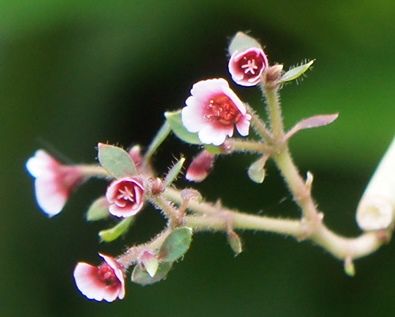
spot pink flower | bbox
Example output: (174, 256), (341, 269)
(181, 78), (251, 146)
(186, 150), (216, 182)
(26, 150), (83, 217)
(228, 48), (268, 86)
(106, 177), (145, 217)
(73, 253), (125, 302)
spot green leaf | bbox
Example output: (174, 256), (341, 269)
(131, 262), (173, 286)
(98, 143), (137, 179)
(159, 227), (193, 262)
(228, 32), (262, 55)
(98, 217), (134, 243)
(164, 110), (202, 145)
(280, 60), (315, 83)
(164, 157), (185, 186)
(86, 196), (109, 221)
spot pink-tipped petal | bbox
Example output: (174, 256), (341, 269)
(99, 254), (125, 300)
(74, 263), (109, 301)
(74, 255), (125, 302)
(26, 150), (84, 216)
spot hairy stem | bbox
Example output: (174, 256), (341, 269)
(227, 139), (271, 154)
(164, 187), (387, 260)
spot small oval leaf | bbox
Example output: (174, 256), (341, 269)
(280, 60), (315, 83)
(228, 32), (262, 55)
(98, 143), (137, 179)
(86, 196), (109, 221)
(131, 262), (173, 286)
(164, 111), (202, 145)
(98, 217), (134, 243)
(159, 227), (193, 262)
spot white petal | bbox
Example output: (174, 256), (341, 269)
(190, 78), (228, 100)
(182, 99), (205, 133)
(74, 263), (107, 301)
(26, 150), (56, 178)
(35, 178), (67, 216)
(198, 124), (231, 146)
(236, 114), (251, 136)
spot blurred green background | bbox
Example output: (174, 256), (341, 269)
(1, 0), (395, 316)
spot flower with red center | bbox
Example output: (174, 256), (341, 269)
(186, 150), (216, 182)
(25, 150), (84, 217)
(228, 47), (268, 86)
(106, 177), (145, 217)
(73, 253), (125, 302)
(181, 78), (251, 146)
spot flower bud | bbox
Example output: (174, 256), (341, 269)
(186, 150), (216, 182)
(356, 137), (395, 231)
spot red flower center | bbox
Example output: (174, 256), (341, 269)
(206, 94), (241, 125)
(98, 264), (118, 286)
(116, 184), (136, 207)
(238, 51), (265, 78)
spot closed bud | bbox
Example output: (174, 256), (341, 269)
(186, 150), (216, 182)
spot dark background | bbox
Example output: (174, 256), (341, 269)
(1, 1), (394, 316)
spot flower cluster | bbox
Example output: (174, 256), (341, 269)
(23, 32), (306, 302)
(25, 31), (393, 304)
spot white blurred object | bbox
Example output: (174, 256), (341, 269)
(356, 137), (395, 231)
